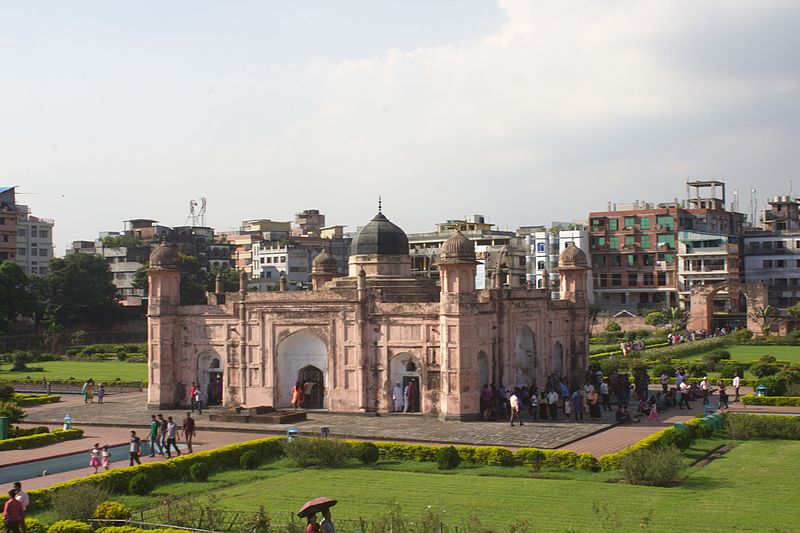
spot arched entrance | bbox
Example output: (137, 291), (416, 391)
(389, 353), (421, 413)
(299, 365), (324, 409)
(515, 326), (536, 388)
(276, 331), (328, 408)
(197, 352), (224, 406)
(552, 341), (564, 378)
(689, 281), (769, 335)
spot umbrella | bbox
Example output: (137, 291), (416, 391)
(297, 497), (337, 518)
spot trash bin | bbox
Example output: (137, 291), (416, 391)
(0, 417), (8, 440)
(320, 426), (330, 438)
(287, 426), (300, 442)
(756, 385), (768, 397)
(704, 403), (717, 415)
(63, 414), (72, 430)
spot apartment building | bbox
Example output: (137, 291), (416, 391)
(677, 231), (742, 311)
(590, 181), (745, 314)
(525, 225), (593, 301)
(0, 187), (17, 263)
(15, 204), (55, 276)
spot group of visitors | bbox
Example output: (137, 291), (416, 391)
(304, 508), (335, 533)
(146, 412), (196, 459)
(2, 482), (29, 533)
(391, 379), (420, 413)
(291, 380), (323, 410)
(80, 379), (105, 404)
(189, 382), (205, 414)
(670, 368), (741, 411)
(89, 443), (112, 474)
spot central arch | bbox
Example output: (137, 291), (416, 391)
(197, 352), (224, 406)
(389, 353), (421, 412)
(276, 331), (328, 408)
(515, 325), (536, 388)
(552, 341), (564, 378)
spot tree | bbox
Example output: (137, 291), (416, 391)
(750, 304), (778, 336)
(0, 261), (36, 329)
(207, 264), (241, 293)
(37, 254), (119, 325)
(664, 307), (687, 333)
(788, 302), (800, 322)
(644, 311), (665, 326)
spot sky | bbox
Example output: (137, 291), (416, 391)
(2, 0), (800, 254)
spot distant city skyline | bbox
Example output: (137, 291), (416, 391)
(2, 1), (799, 254)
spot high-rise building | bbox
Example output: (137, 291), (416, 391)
(15, 204), (55, 276)
(0, 187), (18, 264)
(524, 224), (593, 301)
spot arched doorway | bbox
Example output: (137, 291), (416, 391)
(198, 352), (224, 406)
(389, 353), (421, 413)
(689, 281), (768, 335)
(515, 326), (536, 388)
(299, 365), (324, 409)
(552, 341), (564, 378)
(276, 331), (328, 408)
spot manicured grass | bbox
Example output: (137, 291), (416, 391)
(672, 344), (800, 363)
(107, 440), (800, 532)
(0, 360), (146, 382)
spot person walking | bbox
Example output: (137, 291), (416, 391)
(718, 381), (729, 410)
(148, 415), (162, 457)
(292, 382), (303, 410)
(194, 387), (204, 415)
(101, 445), (112, 471)
(87, 380), (94, 403)
(509, 390), (523, 427)
(571, 389), (584, 422)
(547, 388), (559, 421)
(182, 412), (196, 453)
(89, 443), (101, 474)
(588, 388), (602, 420)
(320, 507), (335, 533)
(158, 414), (169, 454)
(97, 384), (105, 404)
(660, 372), (669, 395)
(732, 372), (741, 402)
(165, 417), (181, 458)
(189, 382), (198, 412)
(129, 431), (142, 466)
(11, 482), (28, 533)
(81, 380), (91, 404)
(678, 380), (692, 409)
(3, 489), (25, 533)
(600, 380), (612, 411)
(700, 377), (710, 404)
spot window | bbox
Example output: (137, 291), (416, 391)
(643, 254), (654, 266)
(266, 271), (272, 278)
(17, 248), (25, 256)
(610, 255), (621, 267)
(657, 234), (675, 248)
(777, 241), (786, 249)
(537, 261), (545, 270)
(624, 235), (635, 247)
(609, 237), (620, 249)
(536, 243), (545, 252)
(639, 217), (651, 229)
(643, 273), (653, 286)
(628, 273), (637, 286)
(762, 241), (773, 250)
(260, 257), (265, 264)
(612, 274), (622, 286)
(591, 218), (605, 231)
(641, 236), (652, 248)
(776, 260), (786, 268)
(796, 260), (800, 268)
(18, 229), (26, 237)
(624, 216), (635, 228)
(658, 272), (668, 286)
(626, 255), (635, 267)
(593, 255), (605, 268)
(39, 267), (47, 275)
(656, 215), (674, 229)
(664, 253), (674, 265)
(763, 260), (773, 268)
(600, 275), (608, 288)
(592, 237), (605, 248)
(280, 256), (286, 262)
(38, 249), (48, 256)
(608, 219), (618, 231)
(30, 266), (37, 273)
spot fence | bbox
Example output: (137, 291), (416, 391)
(0, 330), (147, 352)
(5, 380), (146, 394)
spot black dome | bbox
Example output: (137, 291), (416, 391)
(351, 212), (409, 256)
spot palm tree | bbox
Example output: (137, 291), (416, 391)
(750, 305), (778, 336)
(665, 307), (687, 333)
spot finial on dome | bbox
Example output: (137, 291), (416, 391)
(378, 195), (382, 213)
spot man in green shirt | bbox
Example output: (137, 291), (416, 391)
(148, 414), (162, 457)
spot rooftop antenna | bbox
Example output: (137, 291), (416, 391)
(749, 188), (757, 226)
(186, 197), (207, 227)
(790, 180), (794, 201)
(731, 188), (739, 213)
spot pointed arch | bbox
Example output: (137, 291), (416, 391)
(515, 325), (536, 388)
(553, 341), (564, 378)
(276, 330), (327, 408)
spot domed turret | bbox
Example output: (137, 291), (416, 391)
(439, 230), (476, 264)
(350, 212), (409, 256)
(149, 238), (179, 270)
(312, 247), (338, 274)
(559, 242), (587, 268)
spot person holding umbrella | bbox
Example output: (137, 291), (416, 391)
(297, 497), (336, 533)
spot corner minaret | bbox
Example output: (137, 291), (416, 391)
(311, 247), (338, 290)
(557, 242), (589, 304)
(146, 238), (181, 409)
(438, 230), (477, 298)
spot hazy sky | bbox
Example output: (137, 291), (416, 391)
(2, 0), (799, 254)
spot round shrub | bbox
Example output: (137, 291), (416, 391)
(619, 446), (682, 486)
(48, 520), (93, 533)
(128, 473), (154, 495)
(94, 501), (133, 521)
(732, 328), (753, 343)
(751, 362), (781, 378)
(240, 450), (260, 470)
(435, 446), (461, 470)
(604, 321), (622, 332)
(474, 446), (516, 466)
(720, 364), (746, 379)
(651, 363), (676, 378)
(351, 442), (379, 465)
(514, 448), (545, 471)
(25, 519), (48, 533)
(576, 453), (600, 472)
(190, 462), (210, 482)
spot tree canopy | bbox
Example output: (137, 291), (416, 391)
(0, 261), (37, 329)
(133, 256), (241, 305)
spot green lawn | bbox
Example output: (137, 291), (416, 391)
(673, 344), (800, 364)
(0, 360), (147, 382)
(103, 440), (800, 532)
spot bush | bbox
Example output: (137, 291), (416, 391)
(0, 429), (83, 451)
(239, 450), (260, 470)
(0, 401), (25, 423)
(725, 413), (800, 440)
(283, 437), (351, 468)
(48, 520), (93, 533)
(750, 361), (782, 378)
(128, 474), (153, 495)
(473, 446), (515, 466)
(703, 350), (730, 371)
(644, 311), (665, 326)
(514, 448), (545, 471)
(684, 361), (708, 378)
(651, 363), (676, 378)
(189, 462), (209, 482)
(576, 453), (600, 472)
(435, 446), (461, 470)
(619, 446), (682, 486)
(740, 395), (800, 407)
(720, 363), (746, 379)
(732, 328), (754, 343)
(25, 519), (48, 533)
(96, 527), (147, 533)
(350, 442), (379, 465)
(0, 383), (14, 401)
(50, 482), (110, 521)
(94, 501), (132, 521)
(605, 321), (622, 332)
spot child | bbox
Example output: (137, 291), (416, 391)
(90, 443), (101, 474)
(101, 444), (112, 470)
(98, 385), (105, 404)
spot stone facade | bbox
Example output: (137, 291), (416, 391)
(147, 212), (590, 420)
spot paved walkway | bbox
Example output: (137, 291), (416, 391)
(22, 393), (613, 449)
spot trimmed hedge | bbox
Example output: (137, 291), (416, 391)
(8, 425), (49, 438)
(725, 413), (800, 440)
(0, 428), (83, 451)
(13, 393), (61, 407)
(0, 436), (285, 512)
(599, 417), (708, 471)
(0, 378), (147, 388)
(741, 394), (800, 406)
